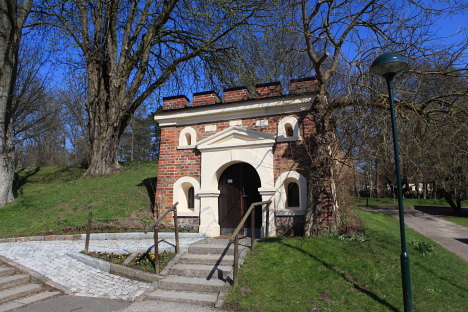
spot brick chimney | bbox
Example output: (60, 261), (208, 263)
(162, 95), (190, 110)
(223, 86), (250, 103)
(255, 82), (282, 98)
(289, 77), (319, 94)
(192, 91), (221, 107)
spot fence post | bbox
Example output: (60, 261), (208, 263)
(233, 233), (239, 287)
(265, 203), (270, 238)
(85, 211), (92, 253)
(251, 206), (255, 249)
(153, 226), (159, 274)
(173, 208), (180, 254)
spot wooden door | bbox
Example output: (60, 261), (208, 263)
(218, 163), (262, 236)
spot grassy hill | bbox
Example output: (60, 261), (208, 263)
(0, 162), (158, 238)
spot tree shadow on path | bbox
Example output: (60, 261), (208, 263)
(280, 241), (400, 312)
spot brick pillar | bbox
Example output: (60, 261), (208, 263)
(223, 87), (250, 103)
(192, 91), (221, 107)
(255, 82), (282, 98)
(163, 95), (190, 110)
(289, 77), (319, 94)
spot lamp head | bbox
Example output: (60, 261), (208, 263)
(370, 52), (408, 78)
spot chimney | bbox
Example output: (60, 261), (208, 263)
(192, 91), (221, 107)
(162, 95), (190, 110)
(289, 77), (319, 94)
(223, 86), (250, 103)
(255, 82), (283, 98)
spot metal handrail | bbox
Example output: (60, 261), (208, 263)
(144, 202), (178, 233)
(229, 200), (271, 286)
(229, 200), (272, 243)
(145, 202), (179, 274)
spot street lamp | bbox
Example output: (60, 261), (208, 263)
(370, 52), (412, 312)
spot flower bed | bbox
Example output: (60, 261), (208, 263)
(83, 251), (175, 273)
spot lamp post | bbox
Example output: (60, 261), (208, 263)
(370, 52), (412, 312)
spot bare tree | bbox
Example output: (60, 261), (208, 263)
(294, 0), (467, 235)
(36, 0), (265, 176)
(0, 0), (32, 207)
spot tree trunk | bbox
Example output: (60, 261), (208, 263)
(83, 59), (126, 176)
(303, 96), (338, 236)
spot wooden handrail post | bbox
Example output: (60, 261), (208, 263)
(153, 227), (159, 274)
(233, 233), (239, 287)
(265, 203), (270, 238)
(251, 206), (255, 249)
(85, 211), (92, 253)
(173, 207), (180, 254)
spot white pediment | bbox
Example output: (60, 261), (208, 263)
(197, 126), (276, 152)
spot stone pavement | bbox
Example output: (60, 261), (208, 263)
(0, 233), (204, 301)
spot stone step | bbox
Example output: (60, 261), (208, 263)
(179, 253), (235, 266)
(188, 243), (246, 255)
(0, 275), (29, 291)
(0, 284), (43, 305)
(148, 289), (218, 306)
(159, 275), (226, 293)
(169, 263), (232, 279)
(0, 267), (15, 278)
(0, 291), (61, 312)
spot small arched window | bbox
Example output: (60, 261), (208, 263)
(185, 132), (192, 145)
(285, 123), (294, 137)
(287, 182), (299, 207)
(187, 186), (194, 209)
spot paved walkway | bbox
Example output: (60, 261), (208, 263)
(365, 208), (468, 261)
(0, 233), (204, 301)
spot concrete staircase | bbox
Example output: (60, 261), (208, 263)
(0, 263), (61, 312)
(147, 238), (250, 306)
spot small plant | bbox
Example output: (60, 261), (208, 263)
(410, 240), (434, 255)
(336, 232), (369, 243)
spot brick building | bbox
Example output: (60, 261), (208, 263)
(154, 77), (334, 237)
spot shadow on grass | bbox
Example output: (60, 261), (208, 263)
(414, 261), (468, 292)
(137, 177), (157, 213)
(280, 241), (400, 312)
(13, 167), (40, 197)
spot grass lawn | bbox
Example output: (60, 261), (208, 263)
(225, 210), (468, 312)
(445, 216), (468, 227)
(0, 162), (158, 238)
(354, 197), (468, 209)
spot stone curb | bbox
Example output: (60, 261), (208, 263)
(0, 232), (205, 244)
(0, 254), (70, 295)
(67, 252), (162, 283)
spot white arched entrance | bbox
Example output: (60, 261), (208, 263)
(196, 126), (276, 237)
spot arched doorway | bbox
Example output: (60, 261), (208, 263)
(218, 163), (262, 236)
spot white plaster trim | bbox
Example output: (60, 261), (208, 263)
(154, 96), (314, 127)
(277, 116), (301, 141)
(205, 125), (217, 132)
(178, 127), (197, 147)
(197, 126), (276, 152)
(173, 177), (200, 217)
(255, 119), (268, 127)
(177, 145), (196, 150)
(229, 119), (242, 126)
(274, 171), (307, 213)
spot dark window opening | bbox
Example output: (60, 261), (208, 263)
(188, 186), (194, 209)
(285, 123), (294, 137)
(287, 182), (299, 207)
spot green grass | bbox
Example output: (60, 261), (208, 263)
(445, 216), (468, 227)
(225, 210), (468, 312)
(355, 197), (468, 209)
(0, 162), (158, 238)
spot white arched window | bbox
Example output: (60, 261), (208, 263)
(178, 127), (197, 148)
(277, 116), (301, 142)
(173, 177), (200, 216)
(274, 171), (307, 215)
